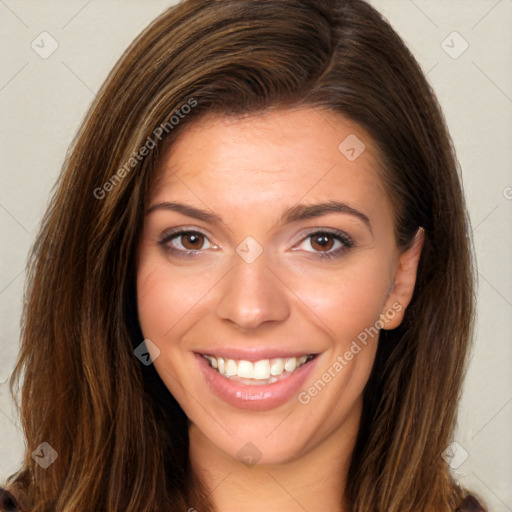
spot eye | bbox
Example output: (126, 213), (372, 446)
(294, 229), (353, 259)
(158, 229), (216, 255)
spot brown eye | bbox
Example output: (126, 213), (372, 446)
(158, 229), (214, 256)
(181, 232), (205, 250)
(310, 233), (335, 252)
(294, 229), (353, 260)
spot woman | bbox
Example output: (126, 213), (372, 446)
(1, 0), (486, 510)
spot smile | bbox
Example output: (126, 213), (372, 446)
(201, 354), (315, 383)
(196, 351), (320, 411)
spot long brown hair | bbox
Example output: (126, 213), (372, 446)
(7, 0), (480, 510)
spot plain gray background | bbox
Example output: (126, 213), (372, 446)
(1, 1), (511, 510)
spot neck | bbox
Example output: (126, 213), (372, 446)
(187, 402), (361, 512)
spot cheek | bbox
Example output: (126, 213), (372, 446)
(288, 255), (393, 347)
(136, 254), (212, 404)
(136, 254), (217, 341)
(289, 258), (391, 436)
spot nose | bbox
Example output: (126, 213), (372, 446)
(214, 250), (291, 331)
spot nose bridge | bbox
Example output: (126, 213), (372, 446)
(214, 246), (290, 330)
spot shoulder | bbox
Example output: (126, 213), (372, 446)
(0, 482), (488, 512)
(0, 484), (30, 512)
(1, 486), (21, 511)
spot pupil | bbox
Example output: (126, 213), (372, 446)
(184, 233), (202, 249)
(312, 234), (333, 251)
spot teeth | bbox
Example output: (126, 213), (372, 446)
(253, 360), (270, 379)
(202, 354), (314, 380)
(270, 358), (284, 375)
(225, 359), (237, 376)
(237, 360), (254, 379)
(284, 357), (297, 373)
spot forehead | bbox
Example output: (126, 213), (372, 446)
(151, 107), (391, 223)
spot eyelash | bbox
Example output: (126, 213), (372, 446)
(157, 228), (354, 260)
(158, 229), (216, 257)
(299, 228), (354, 260)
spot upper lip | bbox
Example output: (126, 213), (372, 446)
(194, 348), (317, 362)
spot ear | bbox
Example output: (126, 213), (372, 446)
(380, 227), (424, 330)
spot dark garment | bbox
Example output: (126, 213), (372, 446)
(457, 494), (487, 512)
(0, 485), (486, 512)
(0, 487), (24, 512)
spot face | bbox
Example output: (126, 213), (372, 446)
(136, 107), (422, 466)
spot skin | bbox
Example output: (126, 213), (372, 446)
(136, 107), (424, 512)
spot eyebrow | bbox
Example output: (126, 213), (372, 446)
(147, 201), (222, 223)
(280, 201), (372, 233)
(146, 200), (372, 234)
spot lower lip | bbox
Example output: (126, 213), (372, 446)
(195, 353), (319, 411)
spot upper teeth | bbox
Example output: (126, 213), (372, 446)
(202, 355), (313, 380)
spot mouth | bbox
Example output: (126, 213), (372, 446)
(201, 353), (317, 385)
(195, 351), (320, 411)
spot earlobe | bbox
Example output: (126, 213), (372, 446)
(380, 227), (424, 330)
